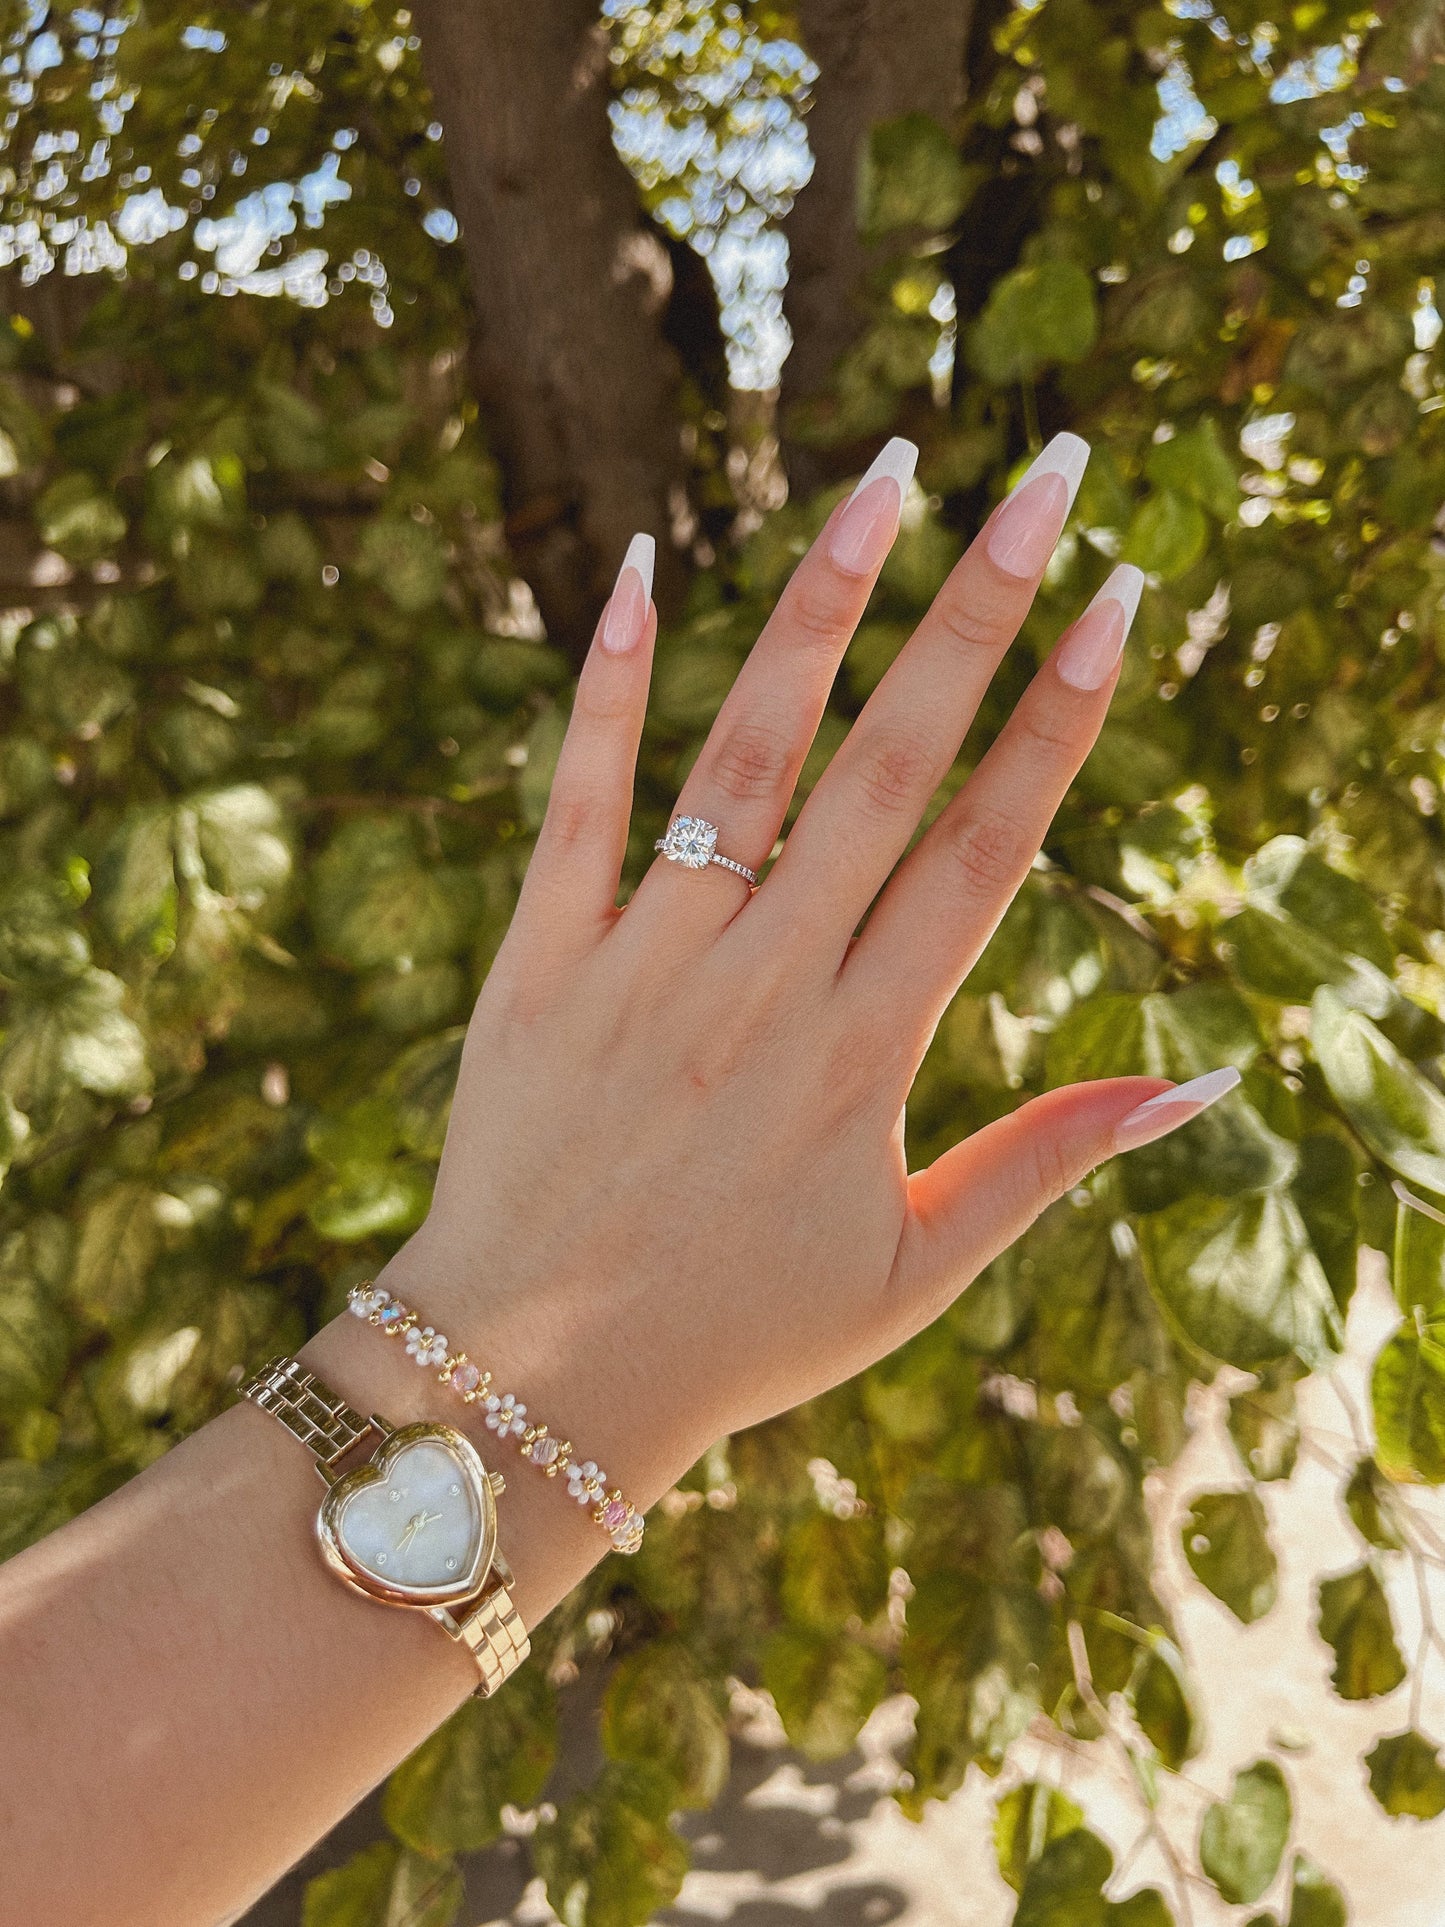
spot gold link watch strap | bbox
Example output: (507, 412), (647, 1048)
(240, 1356), (379, 1477)
(239, 1354), (529, 1698)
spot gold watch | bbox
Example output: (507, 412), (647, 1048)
(239, 1355), (530, 1697)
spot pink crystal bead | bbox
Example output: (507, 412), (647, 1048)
(603, 1498), (629, 1530)
(451, 1362), (481, 1395)
(531, 1436), (559, 1466)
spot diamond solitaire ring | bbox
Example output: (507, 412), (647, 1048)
(654, 815), (759, 886)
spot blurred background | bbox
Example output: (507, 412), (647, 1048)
(4, 1), (1445, 1921)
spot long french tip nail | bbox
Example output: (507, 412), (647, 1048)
(1054, 562), (1146, 691)
(601, 533), (655, 653)
(846, 436), (919, 507)
(1006, 431), (1090, 512)
(620, 531), (655, 602)
(1113, 1065), (1242, 1152)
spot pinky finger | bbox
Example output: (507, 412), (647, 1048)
(514, 534), (657, 945)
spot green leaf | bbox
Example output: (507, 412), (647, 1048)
(1228, 1376), (1301, 1482)
(1393, 1184), (1445, 1322)
(36, 471), (126, 561)
(968, 259), (1099, 384)
(601, 1640), (729, 1809)
(995, 1782), (1084, 1893)
(762, 1628), (888, 1761)
(383, 1666), (556, 1854)
(69, 1181), (160, 1329)
(1136, 1189), (1343, 1370)
(0, 968), (149, 1126)
(1144, 418), (1238, 520)
(384, 1028), (466, 1160)
(1014, 1827), (1113, 1927)
(1181, 1490), (1277, 1624)
(1371, 1325), (1445, 1483)
(533, 1762), (689, 1927)
(1365, 1729), (1445, 1818)
(311, 818), (476, 970)
(1107, 1893), (1175, 1927)
(859, 113), (975, 237)
(1122, 490), (1208, 579)
(1285, 1854), (1347, 1927)
(0, 1222), (70, 1416)
(1311, 988), (1445, 1197)
(356, 514), (449, 612)
(780, 1510), (889, 1634)
(1343, 1458), (1405, 1551)
(302, 1842), (462, 1927)
(1199, 1760), (1291, 1905)
(1129, 1643), (1199, 1769)
(1316, 1565), (1406, 1700)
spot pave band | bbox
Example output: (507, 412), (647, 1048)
(655, 815), (759, 885)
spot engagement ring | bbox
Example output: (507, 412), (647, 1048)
(655, 816), (758, 886)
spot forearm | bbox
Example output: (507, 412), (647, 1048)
(0, 1240), (675, 1927)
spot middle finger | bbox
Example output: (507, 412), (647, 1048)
(753, 432), (1088, 951)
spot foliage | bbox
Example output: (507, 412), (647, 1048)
(4, 0), (1445, 1922)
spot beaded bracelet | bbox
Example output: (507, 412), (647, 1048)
(345, 1281), (645, 1556)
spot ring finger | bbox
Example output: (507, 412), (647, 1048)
(626, 437), (918, 935)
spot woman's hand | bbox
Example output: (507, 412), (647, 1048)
(382, 433), (1239, 1511)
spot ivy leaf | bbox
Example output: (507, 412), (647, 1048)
(1392, 1184), (1445, 1322)
(1316, 1565), (1406, 1700)
(1285, 1854), (1347, 1927)
(601, 1639), (730, 1809)
(533, 1762), (690, 1927)
(311, 818), (477, 970)
(1129, 1643), (1199, 1769)
(1107, 1894), (1175, 1927)
(301, 1841), (462, 1927)
(1344, 1458), (1405, 1551)
(1136, 1189), (1342, 1370)
(762, 1628), (887, 1762)
(994, 1781), (1084, 1894)
(0, 967), (150, 1128)
(0, 1222), (71, 1417)
(1365, 1730), (1445, 1818)
(968, 259), (1099, 384)
(1199, 1760), (1291, 1905)
(780, 1510), (889, 1634)
(69, 1181), (160, 1329)
(1181, 1490), (1277, 1624)
(384, 1027), (466, 1160)
(1122, 490), (1208, 579)
(1371, 1325), (1445, 1483)
(859, 112), (976, 237)
(1144, 417), (1237, 520)
(36, 470), (126, 561)
(1311, 988), (1445, 1198)
(382, 1666), (556, 1855)
(1014, 1826), (1113, 1927)
(1228, 1375), (1301, 1482)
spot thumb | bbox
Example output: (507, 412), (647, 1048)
(895, 1067), (1241, 1319)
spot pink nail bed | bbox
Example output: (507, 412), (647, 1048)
(1054, 563), (1145, 691)
(828, 437), (918, 577)
(601, 533), (655, 653)
(984, 431), (1090, 580)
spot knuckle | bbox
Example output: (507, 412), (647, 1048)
(854, 727), (941, 816)
(709, 718), (794, 805)
(1015, 696), (1078, 758)
(785, 579), (852, 651)
(542, 793), (600, 855)
(574, 680), (634, 725)
(941, 805), (1027, 897)
(1027, 1130), (1077, 1204)
(934, 591), (1008, 655)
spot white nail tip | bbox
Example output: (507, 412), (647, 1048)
(619, 532), (655, 603)
(1088, 562), (1145, 630)
(1122, 1065), (1241, 1122)
(847, 436), (919, 506)
(1011, 431), (1090, 510)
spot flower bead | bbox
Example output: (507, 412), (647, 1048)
(348, 1284), (387, 1318)
(405, 1324), (449, 1369)
(483, 1393), (527, 1438)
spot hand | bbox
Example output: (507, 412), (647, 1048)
(382, 434), (1238, 1509)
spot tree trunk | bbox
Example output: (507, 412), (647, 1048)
(780, 0), (975, 495)
(412, 0), (692, 662)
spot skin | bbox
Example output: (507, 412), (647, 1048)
(0, 436), (1214, 1927)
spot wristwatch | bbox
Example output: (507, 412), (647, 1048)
(239, 1355), (530, 1696)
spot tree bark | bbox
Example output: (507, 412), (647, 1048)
(412, 0), (692, 662)
(780, 0), (975, 494)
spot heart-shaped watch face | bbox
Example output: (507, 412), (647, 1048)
(317, 1422), (497, 1608)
